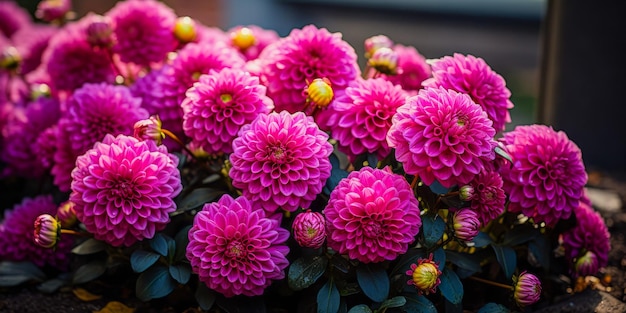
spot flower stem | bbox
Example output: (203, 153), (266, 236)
(60, 229), (91, 237)
(161, 128), (196, 159)
(468, 276), (514, 290)
(410, 175), (419, 190)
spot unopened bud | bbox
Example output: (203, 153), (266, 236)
(305, 78), (334, 109)
(33, 214), (61, 249)
(133, 115), (165, 145)
(0, 46), (21, 70)
(174, 16), (197, 43)
(406, 253), (441, 295)
(86, 15), (114, 48)
(35, 0), (72, 23)
(574, 250), (599, 277)
(368, 47), (398, 75)
(452, 209), (480, 242)
(513, 271), (541, 307)
(230, 27), (256, 51)
(364, 35), (393, 59)
(459, 185), (475, 201)
(292, 210), (326, 249)
(56, 200), (77, 228)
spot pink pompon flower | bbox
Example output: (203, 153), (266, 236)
(422, 53), (513, 132)
(227, 25), (280, 61)
(70, 134), (182, 247)
(322, 77), (409, 162)
(258, 24), (360, 113)
(105, 0), (177, 66)
(35, 0), (72, 23)
(182, 68), (274, 155)
(12, 24), (57, 75)
(186, 194), (290, 297)
(466, 170), (506, 225)
(229, 111), (333, 213)
(52, 82), (148, 192)
(324, 167), (421, 263)
(406, 253), (441, 295)
(499, 124), (587, 226)
(561, 200), (610, 277)
(292, 210), (326, 249)
(381, 44), (431, 93)
(0, 195), (72, 270)
(387, 86), (497, 188)
(513, 271), (541, 307)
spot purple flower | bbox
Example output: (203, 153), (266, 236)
(387, 87), (497, 188)
(227, 25), (280, 61)
(186, 194), (289, 297)
(499, 124), (587, 226)
(324, 167), (421, 263)
(452, 209), (480, 242)
(105, 0), (178, 67)
(258, 24), (360, 113)
(12, 24), (57, 75)
(35, 0), (72, 23)
(382, 44), (431, 93)
(182, 68), (274, 155)
(70, 134), (182, 247)
(513, 271), (541, 307)
(466, 170), (506, 225)
(423, 53), (513, 132)
(229, 111), (333, 213)
(0, 1), (31, 39)
(292, 210), (326, 249)
(33, 124), (58, 170)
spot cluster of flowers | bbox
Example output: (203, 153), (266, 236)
(0, 0), (611, 311)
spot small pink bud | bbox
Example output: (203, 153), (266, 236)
(364, 35), (394, 59)
(230, 27), (256, 51)
(86, 15), (114, 48)
(574, 250), (599, 277)
(452, 209), (480, 242)
(174, 16), (197, 43)
(35, 0), (72, 23)
(133, 115), (165, 145)
(56, 200), (77, 228)
(33, 214), (61, 249)
(367, 47), (398, 75)
(459, 185), (475, 201)
(406, 253), (442, 295)
(292, 210), (326, 249)
(305, 78), (334, 109)
(513, 271), (541, 307)
(0, 46), (21, 70)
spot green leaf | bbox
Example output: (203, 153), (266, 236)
(445, 298), (463, 313)
(330, 253), (351, 274)
(174, 225), (191, 262)
(195, 281), (216, 311)
(439, 267), (463, 305)
(366, 153), (378, 169)
(130, 250), (161, 273)
(471, 232), (493, 248)
(446, 251), (482, 274)
(72, 260), (106, 285)
(324, 153), (349, 195)
(428, 180), (450, 195)
(391, 248), (426, 276)
(288, 255), (328, 291)
(492, 245), (517, 281)
(403, 294), (437, 313)
(433, 247), (446, 271)
(317, 278), (340, 313)
(0, 261), (46, 281)
(37, 276), (69, 293)
(71, 238), (106, 255)
(174, 187), (225, 214)
(380, 296), (406, 309)
(422, 214), (445, 248)
(477, 302), (511, 313)
(150, 233), (173, 257)
(0, 275), (37, 287)
(135, 266), (176, 301)
(529, 236), (550, 270)
(502, 224), (539, 246)
(347, 304), (372, 313)
(169, 264), (191, 284)
(494, 145), (513, 164)
(356, 263), (389, 303)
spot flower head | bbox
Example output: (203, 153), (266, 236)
(186, 194), (290, 297)
(467, 170), (506, 225)
(0, 1), (31, 38)
(292, 210), (326, 249)
(499, 124), (587, 226)
(182, 68), (274, 155)
(406, 253), (441, 295)
(305, 77), (334, 109)
(513, 271), (541, 307)
(86, 15), (114, 48)
(452, 209), (480, 242)
(364, 35), (393, 59)
(12, 24), (58, 75)
(33, 214), (61, 249)
(70, 134), (182, 247)
(56, 200), (77, 228)
(387, 87), (497, 188)
(381, 44), (431, 93)
(133, 115), (165, 145)
(35, 0), (72, 23)
(324, 167), (421, 263)
(258, 24), (360, 113)
(423, 53), (513, 131)
(174, 16), (197, 43)
(368, 47), (398, 75)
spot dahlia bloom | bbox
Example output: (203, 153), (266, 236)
(33, 125), (58, 170)
(52, 82), (148, 192)
(406, 253), (441, 295)
(513, 271), (541, 307)
(258, 24), (360, 113)
(227, 25), (280, 61)
(387, 87), (497, 188)
(452, 209), (480, 242)
(70, 134), (182, 247)
(322, 77), (409, 162)
(105, 0), (178, 67)
(561, 200), (610, 277)
(12, 24), (57, 75)
(182, 68), (274, 155)
(324, 167), (421, 263)
(466, 170), (506, 225)
(422, 53), (513, 132)
(35, 0), (71, 23)
(0, 1), (31, 39)
(186, 194), (290, 297)
(229, 111), (333, 212)
(0, 195), (72, 270)
(292, 210), (326, 249)
(382, 44), (431, 93)
(499, 124), (587, 226)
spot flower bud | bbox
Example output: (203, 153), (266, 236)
(459, 185), (475, 201)
(364, 35), (393, 59)
(513, 271), (541, 307)
(30, 84), (51, 100)
(174, 16), (197, 43)
(86, 15), (114, 48)
(35, 0), (72, 23)
(292, 210), (326, 249)
(0, 46), (21, 70)
(305, 78), (334, 109)
(230, 27), (256, 51)
(33, 214), (61, 249)
(574, 250), (599, 277)
(367, 47), (398, 75)
(133, 115), (165, 145)
(452, 209), (480, 242)
(56, 200), (77, 228)
(406, 253), (442, 295)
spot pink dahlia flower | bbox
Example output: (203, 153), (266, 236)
(323, 167), (421, 263)
(292, 210), (326, 249)
(466, 170), (506, 225)
(500, 124), (587, 226)
(258, 24), (360, 113)
(0, 1), (31, 39)
(227, 25), (280, 61)
(186, 194), (289, 297)
(321, 77), (409, 162)
(229, 111), (333, 212)
(105, 0), (177, 67)
(70, 134), (182, 247)
(387, 87), (497, 188)
(0, 195), (72, 270)
(52, 82), (148, 192)
(422, 53), (513, 132)
(33, 125), (58, 170)
(182, 68), (274, 155)
(12, 24), (57, 75)
(561, 200), (610, 277)
(381, 44), (431, 93)
(35, 0), (71, 23)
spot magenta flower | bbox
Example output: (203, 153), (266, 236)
(0, 1), (31, 39)
(105, 0), (177, 67)
(561, 200), (610, 277)
(323, 167), (421, 263)
(33, 125), (58, 170)
(452, 209), (480, 242)
(227, 25), (280, 61)
(387, 87), (497, 188)
(382, 44), (431, 93)
(229, 111), (333, 213)
(12, 24), (57, 75)
(186, 194), (289, 297)
(0, 195), (72, 270)
(321, 77), (409, 162)
(466, 170), (506, 225)
(258, 24), (360, 113)
(182, 68), (274, 155)
(292, 210), (326, 249)
(422, 53), (513, 132)
(35, 0), (71, 23)
(52, 82), (148, 192)
(33, 214), (60, 249)
(70, 134), (182, 247)
(499, 124), (587, 226)
(513, 271), (541, 307)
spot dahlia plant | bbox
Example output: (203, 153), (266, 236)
(0, 0), (611, 312)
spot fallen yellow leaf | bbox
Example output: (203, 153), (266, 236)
(72, 288), (103, 302)
(93, 301), (135, 313)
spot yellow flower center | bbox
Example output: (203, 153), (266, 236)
(306, 78), (334, 108)
(174, 16), (197, 43)
(412, 262), (439, 291)
(231, 27), (256, 51)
